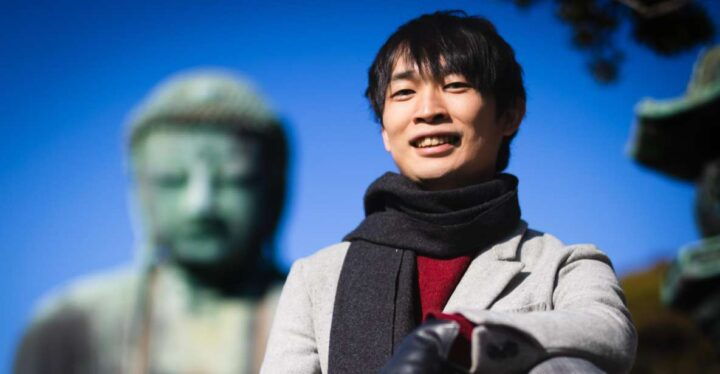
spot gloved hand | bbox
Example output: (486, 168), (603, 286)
(470, 324), (545, 373)
(528, 356), (605, 373)
(379, 319), (464, 374)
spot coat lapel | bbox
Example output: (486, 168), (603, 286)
(444, 222), (528, 312)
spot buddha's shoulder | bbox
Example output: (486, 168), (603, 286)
(31, 266), (140, 324)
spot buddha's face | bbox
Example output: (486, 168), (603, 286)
(133, 126), (266, 266)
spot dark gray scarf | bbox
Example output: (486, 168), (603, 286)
(328, 172), (521, 373)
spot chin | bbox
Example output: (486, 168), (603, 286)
(172, 241), (228, 264)
(408, 159), (457, 177)
(408, 168), (457, 187)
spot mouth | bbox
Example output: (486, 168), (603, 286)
(181, 220), (228, 239)
(410, 134), (461, 149)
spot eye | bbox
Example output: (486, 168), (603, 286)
(217, 171), (261, 188)
(444, 81), (472, 92)
(152, 172), (187, 188)
(390, 88), (415, 100)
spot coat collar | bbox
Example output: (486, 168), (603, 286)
(444, 221), (528, 311)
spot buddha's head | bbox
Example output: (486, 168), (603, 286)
(127, 70), (287, 271)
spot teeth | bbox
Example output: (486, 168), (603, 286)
(416, 136), (454, 148)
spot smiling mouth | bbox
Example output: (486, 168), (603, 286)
(411, 135), (460, 148)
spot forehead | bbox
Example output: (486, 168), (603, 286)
(390, 56), (421, 78)
(388, 52), (460, 84)
(135, 125), (260, 166)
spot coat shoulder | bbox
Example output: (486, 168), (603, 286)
(294, 241), (350, 275)
(288, 242), (350, 304)
(519, 228), (612, 268)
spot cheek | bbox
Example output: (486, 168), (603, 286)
(217, 188), (264, 225)
(465, 114), (503, 145)
(150, 197), (184, 233)
(448, 94), (494, 133)
(382, 105), (412, 140)
(140, 187), (182, 224)
(384, 126), (409, 154)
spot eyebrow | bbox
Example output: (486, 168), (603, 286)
(390, 70), (419, 82)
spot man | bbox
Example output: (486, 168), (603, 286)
(14, 70), (288, 373)
(262, 11), (636, 373)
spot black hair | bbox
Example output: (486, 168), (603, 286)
(365, 10), (526, 172)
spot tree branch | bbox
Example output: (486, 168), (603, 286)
(614, 0), (691, 18)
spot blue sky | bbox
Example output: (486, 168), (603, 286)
(1, 0), (718, 369)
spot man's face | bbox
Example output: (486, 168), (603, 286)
(381, 58), (518, 190)
(133, 126), (266, 266)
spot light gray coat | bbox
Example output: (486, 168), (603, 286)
(261, 222), (637, 373)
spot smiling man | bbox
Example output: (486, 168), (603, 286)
(380, 60), (518, 190)
(262, 11), (636, 374)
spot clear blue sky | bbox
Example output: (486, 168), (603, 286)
(1, 0), (718, 369)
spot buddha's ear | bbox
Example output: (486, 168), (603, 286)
(501, 99), (526, 136)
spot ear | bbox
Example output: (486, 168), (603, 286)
(501, 99), (525, 136)
(381, 127), (392, 152)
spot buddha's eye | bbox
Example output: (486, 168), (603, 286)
(217, 170), (260, 188)
(151, 171), (187, 188)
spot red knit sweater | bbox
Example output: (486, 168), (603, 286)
(417, 255), (475, 367)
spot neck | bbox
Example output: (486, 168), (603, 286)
(416, 170), (496, 191)
(154, 245), (275, 294)
(347, 171), (521, 256)
(160, 254), (275, 313)
(167, 265), (222, 311)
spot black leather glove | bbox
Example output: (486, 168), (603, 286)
(470, 324), (545, 373)
(379, 319), (463, 374)
(529, 356), (605, 373)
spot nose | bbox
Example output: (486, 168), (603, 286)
(183, 167), (214, 217)
(413, 88), (449, 125)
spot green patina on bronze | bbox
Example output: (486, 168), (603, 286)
(14, 70), (288, 373)
(627, 45), (720, 355)
(628, 46), (720, 181)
